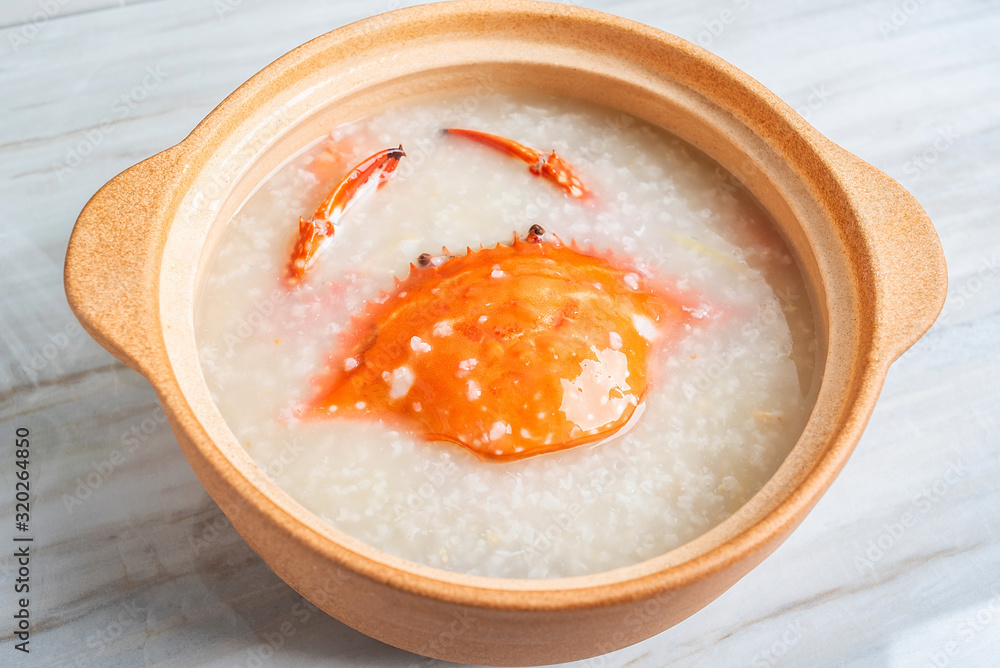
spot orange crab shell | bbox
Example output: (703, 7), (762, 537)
(306, 236), (694, 461)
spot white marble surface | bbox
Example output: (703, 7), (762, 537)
(1, 0), (998, 666)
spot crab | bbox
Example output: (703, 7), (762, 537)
(286, 130), (701, 461)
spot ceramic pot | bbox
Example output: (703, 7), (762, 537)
(65, 1), (947, 665)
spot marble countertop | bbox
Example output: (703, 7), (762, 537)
(1, 0), (998, 666)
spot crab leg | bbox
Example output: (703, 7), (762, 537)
(442, 128), (588, 199)
(286, 145), (406, 287)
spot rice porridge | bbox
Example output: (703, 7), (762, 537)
(196, 92), (817, 579)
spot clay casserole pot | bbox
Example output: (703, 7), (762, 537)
(64, 1), (947, 665)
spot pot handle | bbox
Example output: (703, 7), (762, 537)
(834, 150), (948, 362)
(65, 147), (181, 375)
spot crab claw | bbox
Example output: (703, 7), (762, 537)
(443, 128), (589, 199)
(286, 145), (406, 287)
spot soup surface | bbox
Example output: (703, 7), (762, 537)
(196, 92), (817, 578)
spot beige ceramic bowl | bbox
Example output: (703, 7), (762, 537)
(65, 1), (946, 665)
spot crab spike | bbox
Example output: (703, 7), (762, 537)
(286, 146), (406, 287)
(443, 128), (589, 199)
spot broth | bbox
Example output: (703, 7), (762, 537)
(196, 92), (817, 578)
